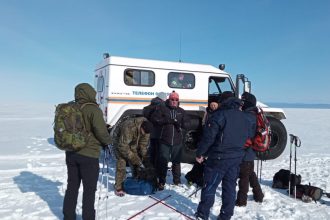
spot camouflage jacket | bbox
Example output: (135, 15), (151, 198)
(113, 117), (150, 166)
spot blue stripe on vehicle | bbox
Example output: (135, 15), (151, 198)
(108, 98), (207, 105)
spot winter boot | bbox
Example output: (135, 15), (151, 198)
(235, 199), (247, 207)
(115, 189), (125, 197)
(158, 182), (165, 191)
(172, 163), (181, 185)
(194, 212), (206, 220)
(250, 171), (264, 203)
(253, 191), (264, 203)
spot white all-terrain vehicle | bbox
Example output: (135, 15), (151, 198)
(94, 54), (287, 163)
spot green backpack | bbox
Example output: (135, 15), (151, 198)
(53, 101), (96, 151)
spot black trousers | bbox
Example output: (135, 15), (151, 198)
(148, 138), (160, 168)
(237, 161), (263, 205)
(63, 152), (99, 220)
(157, 143), (182, 184)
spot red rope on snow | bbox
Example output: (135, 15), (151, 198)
(127, 194), (172, 220)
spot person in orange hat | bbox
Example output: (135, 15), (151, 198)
(150, 91), (188, 190)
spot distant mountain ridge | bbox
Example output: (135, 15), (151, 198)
(266, 102), (330, 109)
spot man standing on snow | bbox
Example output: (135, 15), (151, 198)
(142, 92), (167, 168)
(236, 92), (264, 206)
(150, 91), (188, 190)
(194, 95), (255, 220)
(63, 83), (112, 220)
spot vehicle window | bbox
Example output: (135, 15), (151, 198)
(168, 72), (195, 89)
(124, 69), (155, 86)
(97, 75), (104, 92)
(209, 77), (234, 95)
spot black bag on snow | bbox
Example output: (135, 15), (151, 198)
(290, 184), (323, 202)
(185, 162), (204, 187)
(272, 169), (301, 189)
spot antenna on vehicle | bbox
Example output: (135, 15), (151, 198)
(179, 31), (182, 62)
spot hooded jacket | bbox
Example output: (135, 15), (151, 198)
(142, 97), (165, 139)
(74, 83), (112, 158)
(196, 97), (255, 160)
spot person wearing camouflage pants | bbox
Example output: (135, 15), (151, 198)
(112, 117), (153, 196)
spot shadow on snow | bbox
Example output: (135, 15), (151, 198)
(13, 171), (67, 219)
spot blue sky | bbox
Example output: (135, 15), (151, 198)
(0, 0), (329, 104)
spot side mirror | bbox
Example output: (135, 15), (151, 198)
(235, 74), (252, 96)
(244, 81), (251, 93)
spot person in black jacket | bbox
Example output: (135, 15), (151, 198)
(194, 96), (255, 220)
(150, 91), (188, 190)
(142, 92), (166, 168)
(202, 96), (220, 126)
(202, 91), (234, 126)
(236, 92), (264, 206)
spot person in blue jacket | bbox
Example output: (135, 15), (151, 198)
(194, 96), (255, 220)
(236, 92), (264, 206)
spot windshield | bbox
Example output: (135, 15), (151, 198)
(208, 77), (234, 95)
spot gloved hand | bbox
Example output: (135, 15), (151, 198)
(102, 145), (110, 152)
(167, 119), (181, 130)
(171, 119), (181, 130)
(106, 124), (112, 134)
(173, 120), (180, 129)
(142, 156), (151, 166)
(167, 118), (176, 124)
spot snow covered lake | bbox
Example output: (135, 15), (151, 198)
(0, 103), (329, 219)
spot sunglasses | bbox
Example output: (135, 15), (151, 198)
(170, 99), (179, 101)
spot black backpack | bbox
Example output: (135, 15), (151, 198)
(272, 169), (301, 189)
(290, 184), (323, 202)
(185, 162), (204, 187)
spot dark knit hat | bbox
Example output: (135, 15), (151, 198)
(219, 91), (235, 103)
(141, 120), (153, 134)
(208, 95), (221, 104)
(241, 92), (257, 109)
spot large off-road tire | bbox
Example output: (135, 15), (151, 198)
(257, 117), (287, 160)
(180, 114), (202, 164)
(180, 129), (199, 163)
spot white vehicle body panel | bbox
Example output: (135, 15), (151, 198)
(94, 55), (286, 125)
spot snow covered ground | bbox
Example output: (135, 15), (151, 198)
(0, 103), (329, 220)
